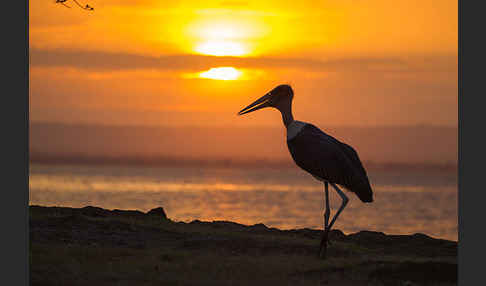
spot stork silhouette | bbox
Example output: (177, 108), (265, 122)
(238, 84), (374, 258)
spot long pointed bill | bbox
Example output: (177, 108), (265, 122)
(238, 93), (272, 115)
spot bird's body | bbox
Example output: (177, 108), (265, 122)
(238, 84), (373, 258)
(286, 121), (373, 203)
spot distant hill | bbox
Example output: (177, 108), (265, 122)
(29, 122), (457, 168)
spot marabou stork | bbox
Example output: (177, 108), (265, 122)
(238, 84), (374, 258)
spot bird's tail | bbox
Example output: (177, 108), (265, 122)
(353, 180), (374, 203)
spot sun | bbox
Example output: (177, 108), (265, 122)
(195, 41), (247, 57)
(187, 19), (256, 57)
(198, 67), (242, 80)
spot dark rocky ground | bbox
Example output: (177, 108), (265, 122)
(30, 205), (457, 286)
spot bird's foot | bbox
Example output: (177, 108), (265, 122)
(321, 228), (334, 246)
(318, 229), (330, 259)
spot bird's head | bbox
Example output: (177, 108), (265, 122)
(238, 84), (294, 116)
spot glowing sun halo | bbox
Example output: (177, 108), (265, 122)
(198, 67), (242, 80)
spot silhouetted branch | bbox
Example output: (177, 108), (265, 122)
(56, 0), (71, 8)
(55, 0), (94, 11)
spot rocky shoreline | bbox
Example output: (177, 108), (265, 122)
(30, 205), (457, 286)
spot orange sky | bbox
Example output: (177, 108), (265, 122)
(29, 0), (457, 127)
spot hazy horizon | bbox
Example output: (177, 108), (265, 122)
(30, 121), (457, 167)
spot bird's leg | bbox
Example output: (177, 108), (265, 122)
(327, 183), (349, 231)
(324, 181), (330, 230)
(319, 181), (331, 258)
(324, 182), (334, 247)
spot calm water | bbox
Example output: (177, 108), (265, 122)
(29, 163), (458, 241)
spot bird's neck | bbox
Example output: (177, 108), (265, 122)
(279, 104), (294, 128)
